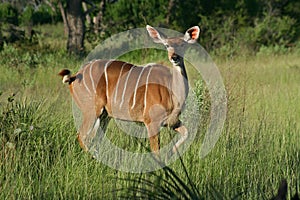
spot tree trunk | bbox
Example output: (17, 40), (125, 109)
(58, 0), (68, 36)
(166, 0), (175, 26)
(66, 0), (85, 55)
(94, 0), (105, 34)
(0, 24), (3, 51)
(82, 2), (91, 26)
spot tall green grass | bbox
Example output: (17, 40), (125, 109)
(0, 32), (299, 199)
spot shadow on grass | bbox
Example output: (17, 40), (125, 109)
(107, 152), (299, 200)
(108, 153), (245, 200)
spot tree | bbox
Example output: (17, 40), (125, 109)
(65, 0), (85, 55)
(93, 0), (106, 34)
(56, 0), (97, 55)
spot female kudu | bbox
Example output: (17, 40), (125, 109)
(59, 25), (200, 155)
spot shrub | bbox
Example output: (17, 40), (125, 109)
(0, 3), (18, 25)
(241, 13), (297, 51)
(0, 94), (45, 148)
(20, 4), (56, 26)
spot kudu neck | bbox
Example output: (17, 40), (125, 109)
(172, 56), (189, 99)
(173, 56), (188, 81)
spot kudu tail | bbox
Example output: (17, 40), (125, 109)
(58, 69), (76, 84)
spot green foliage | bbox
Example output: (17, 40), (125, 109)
(241, 13), (297, 51)
(199, 11), (241, 53)
(256, 44), (290, 57)
(0, 2), (60, 47)
(103, 0), (168, 36)
(33, 3), (58, 24)
(169, 1), (202, 32)
(20, 5), (34, 26)
(192, 79), (210, 121)
(0, 43), (47, 69)
(1, 0), (300, 54)
(96, 0), (300, 55)
(0, 95), (43, 147)
(19, 4), (60, 26)
(0, 2), (18, 25)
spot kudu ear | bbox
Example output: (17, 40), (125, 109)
(184, 26), (200, 43)
(146, 25), (165, 44)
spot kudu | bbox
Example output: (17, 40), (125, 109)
(59, 25), (200, 155)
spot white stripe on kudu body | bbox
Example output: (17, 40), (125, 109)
(89, 61), (97, 93)
(59, 25), (200, 156)
(114, 62), (127, 104)
(104, 60), (113, 98)
(82, 65), (92, 95)
(119, 65), (135, 109)
(131, 66), (146, 109)
(144, 65), (153, 112)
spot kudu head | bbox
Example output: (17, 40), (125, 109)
(146, 25), (200, 71)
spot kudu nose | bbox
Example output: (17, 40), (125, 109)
(171, 54), (182, 64)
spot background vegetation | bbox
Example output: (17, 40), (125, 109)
(1, 0), (300, 55)
(0, 0), (299, 199)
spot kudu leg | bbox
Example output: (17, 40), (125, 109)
(172, 124), (188, 153)
(146, 122), (161, 155)
(78, 107), (110, 151)
(77, 112), (98, 151)
(97, 109), (111, 139)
